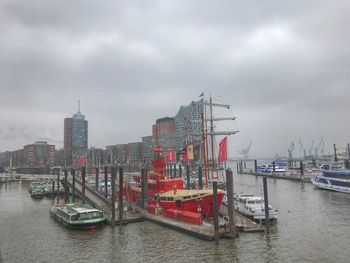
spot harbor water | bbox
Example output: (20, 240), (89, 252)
(1, 169), (350, 263)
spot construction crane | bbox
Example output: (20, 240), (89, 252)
(298, 139), (307, 158)
(288, 142), (294, 160)
(238, 141), (252, 160)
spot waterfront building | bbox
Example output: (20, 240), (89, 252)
(88, 147), (104, 167)
(127, 142), (142, 164)
(106, 144), (127, 164)
(64, 108), (88, 167)
(174, 101), (203, 145)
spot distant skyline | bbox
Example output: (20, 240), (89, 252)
(1, 1), (349, 158)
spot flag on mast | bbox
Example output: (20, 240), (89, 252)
(218, 136), (228, 163)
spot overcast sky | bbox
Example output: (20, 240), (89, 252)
(1, 0), (349, 158)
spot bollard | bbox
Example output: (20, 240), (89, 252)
(119, 167), (124, 222)
(81, 166), (86, 204)
(111, 166), (116, 227)
(225, 168), (236, 238)
(263, 176), (270, 233)
(71, 168), (76, 202)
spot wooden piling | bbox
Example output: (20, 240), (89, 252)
(179, 165), (182, 178)
(186, 165), (190, 189)
(81, 166), (86, 204)
(272, 162), (276, 173)
(119, 167), (124, 223)
(71, 168), (75, 202)
(64, 170), (68, 203)
(334, 144), (338, 162)
(104, 166), (108, 198)
(225, 168), (236, 238)
(213, 181), (219, 245)
(111, 166), (116, 227)
(141, 168), (147, 209)
(198, 166), (203, 189)
(254, 160), (257, 173)
(56, 168), (60, 205)
(95, 167), (99, 190)
(263, 176), (270, 233)
(300, 161), (304, 179)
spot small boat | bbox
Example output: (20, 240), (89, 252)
(50, 203), (106, 229)
(257, 160), (287, 173)
(311, 168), (350, 194)
(223, 193), (278, 224)
(31, 188), (45, 199)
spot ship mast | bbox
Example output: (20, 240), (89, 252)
(193, 95), (238, 185)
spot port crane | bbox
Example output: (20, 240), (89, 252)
(298, 139), (307, 158)
(314, 137), (324, 157)
(238, 141), (252, 160)
(287, 142), (294, 160)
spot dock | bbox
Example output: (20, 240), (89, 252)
(62, 176), (263, 240)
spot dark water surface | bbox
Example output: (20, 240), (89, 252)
(1, 170), (350, 263)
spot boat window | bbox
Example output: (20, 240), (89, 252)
(79, 213), (90, 220)
(247, 200), (255, 204)
(331, 181), (350, 187)
(160, 197), (167, 201)
(166, 197), (174, 201)
(192, 194), (198, 198)
(199, 193), (206, 196)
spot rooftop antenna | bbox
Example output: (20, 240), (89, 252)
(78, 100), (81, 113)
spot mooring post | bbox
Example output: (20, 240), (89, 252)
(272, 161), (276, 173)
(64, 169), (68, 203)
(95, 167), (99, 190)
(237, 163), (239, 174)
(213, 180), (219, 245)
(111, 166), (116, 227)
(56, 168), (60, 205)
(334, 144), (338, 162)
(300, 161), (304, 180)
(254, 160), (257, 173)
(104, 166), (108, 198)
(141, 168), (145, 208)
(186, 165), (190, 189)
(263, 176), (270, 233)
(52, 180), (55, 195)
(179, 165), (182, 178)
(198, 166), (203, 189)
(119, 167), (124, 223)
(226, 168), (236, 238)
(72, 168), (76, 202)
(81, 166), (86, 204)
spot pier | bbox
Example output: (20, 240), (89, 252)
(236, 160), (313, 183)
(59, 167), (264, 241)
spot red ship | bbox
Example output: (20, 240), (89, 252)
(125, 146), (225, 223)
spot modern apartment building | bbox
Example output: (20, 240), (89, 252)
(64, 110), (88, 166)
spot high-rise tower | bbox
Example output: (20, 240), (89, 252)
(64, 102), (88, 166)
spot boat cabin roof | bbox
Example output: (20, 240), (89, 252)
(159, 188), (224, 198)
